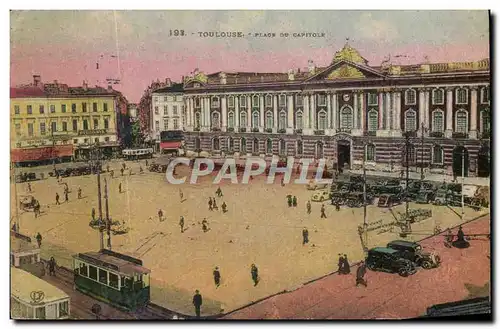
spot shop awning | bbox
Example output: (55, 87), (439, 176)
(160, 141), (182, 150)
(11, 145), (73, 162)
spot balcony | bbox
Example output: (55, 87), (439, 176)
(239, 127), (247, 133)
(251, 128), (259, 133)
(452, 132), (467, 139)
(314, 130), (325, 135)
(429, 131), (444, 138)
(363, 131), (377, 136)
(226, 127), (235, 132)
(265, 128), (273, 133)
(294, 129), (303, 134)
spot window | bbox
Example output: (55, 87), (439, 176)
(35, 307), (46, 320)
(84, 138), (89, 144)
(14, 105), (20, 114)
(61, 104), (66, 113)
(456, 88), (468, 104)
(368, 110), (378, 131)
(94, 137), (99, 143)
(83, 120), (88, 130)
(91, 102), (97, 112)
(50, 105), (56, 113)
(265, 95), (273, 107)
(368, 93), (378, 106)
(27, 105), (32, 115)
(279, 139), (286, 156)
(253, 138), (259, 153)
(432, 145), (444, 164)
(315, 142), (324, 158)
(154, 97), (159, 102)
(266, 139), (273, 154)
(455, 110), (468, 133)
(432, 110), (444, 132)
(252, 111), (259, 128)
(39, 105), (44, 114)
(195, 112), (201, 128)
(155, 120), (160, 132)
(240, 111), (247, 128)
(228, 96), (235, 108)
(366, 144), (376, 161)
(103, 103), (108, 112)
(105, 137), (110, 142)
(279, 95), (286, 107)
(72, 120), (78, 131)
(318, 111), (327, 130)
(98, 268), (108, 285)
(481, 87), (490, 104)
(73, 139), (78, 144)
(164, 105), (168, 115)
(82, 103), (87, 112)
(164, 96), (168, 102)
(51, 122), (57, 133)
(240, 96), (247, 108)
(104, 118), (109, 129)
(89, 265), (98, 280)
(318, 94), (326, 106)
(480, 110), (490, 133)
(109, 272), (119, 289)
(279, 112), (286, 130)
(15, 124), (21, 136)
(296, 111), (303, 129)
(173, 119), (179, 129)
(173, 106), (178, 115)
(228, 112), (235, 128)
(79, 262), (88, 276)
(340, 107), (353, 129)
(163, 119), (169, 131)
(211, 97), (220, 108)
(228, 137), (234, 152)
(432, 88), (444, 105)
(154, 106), (159, 115)
(27, 123), (33, 136)
(296, 95), (303, 107)
(195, 137), (201, 150)
(182, 108), (187, 126)
(93, 119), (98, 130)
(211, 112), (220, 128)
(297, 140), (303, 155)
(40, 123), (46, 135)
(195, 98), (201, 108)
(404, 109), (417, 132)
(265, 111), (273, 129)
(252, 95), (259, 108)
(240, 137), (247, 152)
(212, 137), (220, 151)
(405, 89), (416, 105)
(59, 301), (69, 317)
(71, 104), (76, 113)
(403, 144), (416, 165)
(62, 122), (67, 131)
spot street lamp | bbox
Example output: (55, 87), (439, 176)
(362, 142), (368, 253)
(401, 131), (412, 237)
(90, 141), (104, 250)
(461, 148), (465, 220)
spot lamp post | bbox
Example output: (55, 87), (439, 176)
(362, 142), (368, 253)
(401, 131), (412, 236)
(461, 148), (465, 220)
(91, 141), (104, 250)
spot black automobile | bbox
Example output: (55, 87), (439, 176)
(386, 240), (441, 269)
(377, 193), (402, 207)
(366, 247), (417, 277)
(15, 172), (37, 183)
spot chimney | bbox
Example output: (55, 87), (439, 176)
(288, 69), (295, 81)
(308, 60), (315, 75)
(219, 72), (227, 85)
(33, 75), (41, 87)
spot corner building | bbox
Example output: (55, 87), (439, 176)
(182, 43), (491, 177)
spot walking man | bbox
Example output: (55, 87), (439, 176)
(342, 254), (351, 274)
(287, 195), (293, 207)
(36, 232), (42, 248)
(222, 202), (227, 213)
(208, 198), (213, 211)
(320, 204), (327, 218)
(251, 264), (259, 286)
(78, 187), (82, 199)
(444, 228), (453, 248)
(27, 182), (32, 193)
(202, 219), (209, 233)
(179, 216), (185, 233)
(306, 200), (311, 214)
(64, 190), (69, 202)
(158, 209), (164, 222)
(121, 168), (124, 176)
(356, 261), (368, 287)
(106, 164), (110, 173)
(213, 267), (221, 288)
(212, 198), (218, 210)
(338, 254), (345, 274)
(302, 228), (309, 245)
(119, 183), (122, 193)
(292, 196), (297, 207)
(110, 170), (114, 179)
(55, 193), (60, 205)
(48, 257), (57, 276)
(179, 189), (184, 202)
(335, 202), (340, 211)
(92, 208), (96, 221)
(192, 290), (202, 318)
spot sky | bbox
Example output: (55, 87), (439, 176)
(10, 10), (490, 103)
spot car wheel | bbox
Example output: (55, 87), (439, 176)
(421, 261), (433, 269)
(398, 268), (409, 277)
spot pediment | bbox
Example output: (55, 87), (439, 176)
(306, 60), (385, 81)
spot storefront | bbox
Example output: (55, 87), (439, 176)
(11, 145), (74, 166)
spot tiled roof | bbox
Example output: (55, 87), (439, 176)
(10, 84), (117, 99)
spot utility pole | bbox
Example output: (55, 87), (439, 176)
(94, 144), (104, 250)
(402, 132), (411, 237)
(104, 177), (111, 250)
(461, 148), (465, 220)
(362, 143), (368, 252)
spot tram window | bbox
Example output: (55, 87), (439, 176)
(79, 263), (88, 276)
(35, 307), (46, 319)
(143, 273), (150, 287)
(109, 272), (119, 289)
(59, 301), (69, 317)
(99, 269), (108, 285)
(89, 265), (98, 280)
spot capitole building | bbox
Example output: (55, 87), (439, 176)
(181, 42), (491, 177)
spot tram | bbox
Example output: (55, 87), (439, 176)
(73, 249), (151, 311)
(122, 148), (154, 161)
(11, 267), (70, 319)
(10, 231), (45, 277)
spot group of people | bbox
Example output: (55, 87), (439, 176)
(208, 187), (228, 213)
(305, 200), (327, 218)
(287, 195), (298, 207)
(337, 254), (368, 287)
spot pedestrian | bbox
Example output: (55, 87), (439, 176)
(34, 202), (40, 218)
(251, 264), (259, 286)
(64, 190), (69, 202)
(287, 195), (293, 207)
(129, 169), (133, 176)
(27, 182), (32, 193)
(145, 159), (149, 167)
(78, 187), (82, 199)
(212, 198), (218, 210)
(356, 261), (368, 287)
(281, 177), (285, 187)
(336, 202), (340, 211)
(110, 170), (114, 178)
(222, 202), (227, 213)
(338, 254), (345, 274)
(11, 223), (17, 232)
(179, 216), (185, 233)
(342, 254), (351, 274)
(122, 163), (126, 171)
(36, 232), (42, 248)
(119, 183), (122, 193)
(292, 196), (297, 207)
(48, 257), (57, 276)
(121, 168), (124, 176)
(55, 193), (60, 205)
(213, 267), (221, 287)
(302, 228), (309, 245)
(306, 200), (311, 214)
(320, 204), (327, 218)
(192, 290), (202, 318)
(179, 189), (184, 202)
(208, 198), (213, 211)
(158, 209), (164, 222)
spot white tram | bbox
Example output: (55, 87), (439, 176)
(11, 267), (70, 320)
(10, 231), (45, 277)
(122, 148), (154, 160)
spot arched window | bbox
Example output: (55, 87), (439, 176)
(194, 137), (201, 150)
(431, 110), (444, 132)
(481, 86), (490, 104)
(265, 95), (273, 107)
(212, 137), (220, 151)
(405, 89), (417, 105)
(240, 137), (247, 153)
(318, 111), (327, 130)
(366, 144), (376, 161)
(253, 138), (259, 154)
(296, 111), (304, 129)
(252, 111), (259, 129)
(228, 95), (235, 108)
(279, 111), (287, 130)
(194, 112), (201, 129)
(432, 88), (444, 105)
(480, 109), (490, 133)
(404, 109), (417, 132)
(432, 145), (444, 165)
(252, 95), (260, 108)
(296, 140), (303, 156)
(315, 142), (324, 159)
(279, 139), (286, 156)
(265, 111), (273, 129)
(240, 111), (247, 127)
(228, 111), (235, 129)
(211, 96), (220, 108)
(368, 110), (378, 132)
(266, 139), (273, 154)
(456, 88), (468, 104)
(227, 137), (234, 152)
(340, 106), (353, 129)
(211, 112), (220, 128)
(240, 96), (247, 108)
(455, 110), (468, 133)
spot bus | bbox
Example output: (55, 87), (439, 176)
(160, 130), (184, 155)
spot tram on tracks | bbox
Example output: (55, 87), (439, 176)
(72, 249), (151, 311)
(11, 267), (70, 319)
(122, 148), (154, 161)
(10, 231), (45, 277)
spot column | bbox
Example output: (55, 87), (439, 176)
(385, 92), (391, 131)
(332, 93), (338, 131)
(359, 92), (365, 131)
(259, 94), (265, 130)
(235, 95), (240, 130)
(377, 92), (384, 132)
(424, 89), (431, 131)
(247, 95), (251, 130)
(470, 87), (478, 139)
(221, 95), (227, 131)
(273, 95), (278, 130)
(200, 96), (205, 129)
(310, 93), (316, 130)
(353, 92), (359, 129)
(418, 89), (425, 131)
(326, 93), (332, 130)
(303, 93), (310, 131)
(287, 94), (294, 133)
(392, 91), (401, 136)
(445, 88), (453, 138)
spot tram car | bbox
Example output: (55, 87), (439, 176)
(73, 249), (151, 311)
(10, 231), (45, 277)
(122, 148), (154, 161)
(11, 267), (70, 319)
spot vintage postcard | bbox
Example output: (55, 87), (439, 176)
(9, 10), (491, 320)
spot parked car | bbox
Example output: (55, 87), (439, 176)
(307, 180), (329, 191)
(331, 191), (348, 206)
(386, 240), (441, 269)
(377, 194), (402, 207)
(366, 247), (417, 277)
(415, 190), (436, 204)
(311, 190), (331, 202)
(15, 172), (37, 183)
(345, 192), (373, 208)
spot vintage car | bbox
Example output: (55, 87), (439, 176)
(372, 181), (403, 196)
(331, 191), (349, 206)
(345, 192), (374, 208)
(386, 240), (441, 269)
(15, 172), (37, 183)
(307, 180), (329, 191)
(366, 247), (417, 277)
(311, 190), (331, 202)
(415, 190), (436, 204)
(377, 194), (402, 208)
(19, 195), (37, 212)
